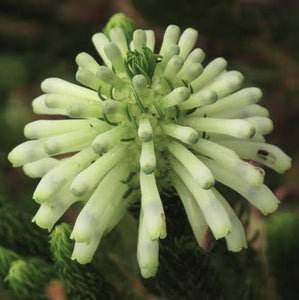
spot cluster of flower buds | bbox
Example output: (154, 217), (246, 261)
(8, 16), (291, 278)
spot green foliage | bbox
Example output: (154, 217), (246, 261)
(0, 198), (50, 257)
(50, 223), (117, 300)
(0, 247), (21, 281)
(267, 211), (299, 300)
(147, 235), (222, 299)
(0, 197), (117, 299)
(5, 258), (55, 300)
(103, 13), (136, 43)
(211, 240), (265, 300)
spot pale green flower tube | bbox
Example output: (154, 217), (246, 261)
(66, 102), (103, 118)
(138, 118), (153, 142)
(71, 163), (129, 243)
(103, 99), (126, 115)
(162, 123), (199, 144)
(24, 119), (106, 139)
(45, 93), (101, 110)
(92, 32), (112, 68)
(32, 95), (66, 115)
(72, 232), (103, 264)
(168, 141), (215, 189)
(71, 144), (128, 197)
(193, 87), (262, 117)
(96, 66), (126, 89)
(191, 138), (265, 186)
(41, 77), (99, 101)
(216, 139), (292, 173)
(243, 117), (273, 135)
(178, 90), (217, 110)
(174, 62), (203, 86)
(204, 70), (244, 98)
(137, 210), (159, 278)
(159, 87), (190, 109)
(140, 139), (156, 174)
(104, 42), (126, 73)
(132, 74), (148, 92)
(183, 117), (255, 139)
(75, 52), (101, 74)
(33, 147), (98, 203)
(175, 49), (204, 81)
(133, 29), (147, 50)
(163, 55), (184, 81)
(92, 126), (130, 154)
(185, 48), (205, 64)
(170, 157), (232, 239)
(76, 67), (103, 90)
(200, 156), (279, 214)
(42, 127), (101, 156)
(215, 104), (269, 119)
(8, 140), (48, 167)
(109, 28), (128, 57)
(72, 197), (130, 264)
(23, 157), (60, 178)
(159, 25), (180, 55)
(32, 178), (91, 231)
(178, 28), (198, 59)
(140, 172), (166, 240)
(190, 57), (227, 92)
(145, 30), (155, 51)
(212, 189), (248, 252)
(159, 45), (180, 71)
(172, 175), (209, 250)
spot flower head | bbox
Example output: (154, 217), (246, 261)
(8, 15), (291, 278)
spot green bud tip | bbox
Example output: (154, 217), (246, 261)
(103, 13), (136, 43)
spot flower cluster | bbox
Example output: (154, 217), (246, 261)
(8, 17), (291, 278)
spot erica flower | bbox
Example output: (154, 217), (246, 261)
(8, 14), (291, 278)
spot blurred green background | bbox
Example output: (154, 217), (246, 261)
(0, 0), (299, 299)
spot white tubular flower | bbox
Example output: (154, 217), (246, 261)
(172, 176), (210, 250)
(137, 210), (159, 278)
(8, 14), (291, 279)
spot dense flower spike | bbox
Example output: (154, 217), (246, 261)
(8, 15), (291, 279)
